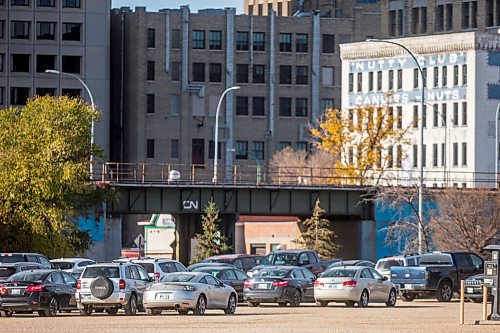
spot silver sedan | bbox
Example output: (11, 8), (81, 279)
(143, 272), (237, 315)
(314, 266), (397, 307)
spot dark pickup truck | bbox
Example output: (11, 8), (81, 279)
(248, 250), (333, 277)
(391, 251), (484, 302)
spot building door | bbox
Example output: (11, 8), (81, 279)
(192, 139), (205, 165)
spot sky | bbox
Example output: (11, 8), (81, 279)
(112, 0), (244, 13)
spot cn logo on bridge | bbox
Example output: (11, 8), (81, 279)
(183, 200), (199, 210)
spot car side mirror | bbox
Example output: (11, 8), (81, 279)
(382, 276), (388, 281)
(218, 282), (225, 287)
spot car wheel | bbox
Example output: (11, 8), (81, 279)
(436, 281), (453, 302)
(400, 292), (416, 302)
(124, 294), (138, 316)
(289, 290), (301, 307)
(358, 290), (369, 308)
(247, 301), (260, 307)
(94, 308), (104, 313)
(193, 295), (206, 315)
(0, 310), (13, 317)
(224, 294), (237, 315)
(80, 305), (92, 316)
(106, 308), (118, 316)
(345, 301), (356, 307)
(38, 297), (58, 317)
(386, 289), (397, 307)
(316, 301), (328, 307)
(177, 309), (189, 315)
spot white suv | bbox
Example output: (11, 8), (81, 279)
(375, 254), (422, 280)
(76, 262), (152, 316)
(131, 258), (187, 281)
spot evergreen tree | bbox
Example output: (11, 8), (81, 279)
(192, 200), (230, 263)
(295, 200), (340, 258)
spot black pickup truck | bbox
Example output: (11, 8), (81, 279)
(390, 251), (483, 302)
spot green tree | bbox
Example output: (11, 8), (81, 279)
(0, 96), (114, 258)
(192, 200), (230, 263)
(295, 200), (340, 258)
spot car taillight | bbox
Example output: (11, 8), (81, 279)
(76, 279), (81, 290)
(342, 280), (357, 287)
(26, 285), (45, 292)
(154, 272), (160, 281)
(272, 280), (289, 287)
(119, 279), (126, 290)
(0, 286), (6, 295)
(183, 285), (196, 291)
(243, 280), (254, 287)
(314, 280), (324, 287)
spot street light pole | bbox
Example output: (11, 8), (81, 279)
(212, 86), (240, 184)
(496, 102), (500, 188)
(45, 69), (95, 180)
(367, 39), (425, 254)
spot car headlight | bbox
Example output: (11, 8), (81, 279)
(183, 285), (196, 291)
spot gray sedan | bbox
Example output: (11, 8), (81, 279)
(143, 272), (237, 315)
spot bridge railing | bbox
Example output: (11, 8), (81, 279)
(93, 162), (499, 188)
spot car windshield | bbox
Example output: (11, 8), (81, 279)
(253, 268), (289, 277)
(82, 267), (120, 278)
(160, 274), (195, 283)
(52, 262), (74, 270)
(376, 260), (403, 270)
(322, 269), (357, 278)
(136, 263), (155, 273)
(261, 253), (298, 266)
(0, 255), (26, 264)
(8, 272), (45, 282)
(419, 254), (453, 266)
(196, 269), (223, 278)
(202, 258), (232, 264)
(0, 267), (16, 278)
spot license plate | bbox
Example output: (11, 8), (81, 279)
(257, 283), (268, 289)
(466, 288), (474, 294)
(11, 289), (21, 295)
(81, 294), (91, 300)
(404, 284), (413, 289)
(156, 293), (171, 300)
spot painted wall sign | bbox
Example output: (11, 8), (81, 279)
(182, 200), (199, 210)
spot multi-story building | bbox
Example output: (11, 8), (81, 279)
(245, 0), (296, 16)
(0, 0), (111, 158)
(340, 31), (500, 188)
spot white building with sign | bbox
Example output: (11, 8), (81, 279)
(340, 32), (500, 188)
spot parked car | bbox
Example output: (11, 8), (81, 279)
(131, 258), (187, 281)
(243, 266), (316, 307)
(192, 266), (249, 302)
(143, 272), (237, 315)
(249, 250), (324, 276)
(187, 262), (236, 272)
(464, 274), (491, 303)
(0, 253), (52, 269)
(391, 251), (483, 302)
(0, 263), (43, 282)
(314, 266), (397, 307)
(51, 258), (95, 276)
(76, 262), (152, 316)
(375, 255), (421, 280)
(0, 269), (78, 317)
(202, 254), (263, 273)
(326, 260), (376, 270)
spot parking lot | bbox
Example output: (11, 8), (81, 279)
(0, 300), (496, 333)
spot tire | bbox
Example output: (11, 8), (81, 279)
(247, 301), (260, 307)
(400, 292), (416, 302)
(289, 289), (301, 307)
(278, 302), (288, 307)
(94, 308), (105, 313)
(79, 304), (92, 316)
(316, 301), (328, 307)
(224, 294), (237, 315)
(177, 309), (189, 315)
(124, 294), (138, 316)
(386, 289), (397, 307)
(345, 301), (356, 307)
(193, 295), (206, 315)
(106, 308), (118, 316)
(0, 310), (13, 317)
(146, 308), (162, 316)
(358, 290), (369, 308)
(38, 297), (58, 317)
(90, 277), (114, 300)
(436, 281), (453, 302)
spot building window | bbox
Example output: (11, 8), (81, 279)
(171, 139), (179, 159)
(0, 54), (4, 72)
(279, 97), (291, 117)
(357, 72), (362, 92)
(396, 145), (402, 168)
(296, 66), (308, 85)
(436, 5), (445, 31)
(236, 141), (248, 159)
(377, 71), (382, 91)
(279, 33), (292, 52)
(36, 22), (56, 40)
(253, 64), (265, 83)
(453, 65), (459, 86)
(11, 0), (29, 5)
(209, 30), (222, 50)
(423, 144), (427, 167)
(461, 142), (467, 166)
(253, 32), (265, 51)
(252, 141), (265, 160)
(397, 69), (403, 90)
(61, 55), (80, 73)
(209, 63), (222, 82)
(192, 62), (204, 82)
(208, 141), (222, 160)
(453, 103), (459, 126)
(413, 68), (419, 89)
(396, 106), (402, 129)
(10, 87), (30, 105)
(413, 145), (418, 168)
(441, 143), (446, 167)
(279, 142), (291, 150)
(37, 0), (55, 7)
(433, 104), (439, 127)
(296, 141), (308, 151)
(433, 67), (439, 88)
(171, 62), (180, 82)
(277, 2), (282, 16)
(387, 146), (394, 168)
(280, 65), (292, 84)
(62, 0), (80, 8)
(62, 88), (81, 98)
(462, 1), (477, 29)
(11, 54), (30, 72)
(62, 23), (81, 41)
(236, 96), (248, 116)
(12, 21), (30, 39)
(432, 144), (438, 167)
(368, 72), (373, 92)
(322, 34), (334, 53)
(146, 61), (155, 80)
(462, 102), (467, 126)
(348, 73), (354, 93)
(441, 103), (447, 127)
(295, 98), (308, 117)
(411, 7), (428, 34)
(423, 105), (427, 128)
(236, 31), (249, 51)
(389, 9), (403, 36)
(322, 67), (334, 86)
(192, 139), (204, 165)
(192, 30), (205, 49)
(412, 105), (418, 128)
(446, 4), (453, 30)
(296, 33), (308, 53)
(36, 88), (55, 96)
(172, 29), (180, 49)
(146, 139), (155, 159)
(462, 64), (467, 85)
(236, 64), (248, 83)
(258, 3), (263, 15)
(252, 96), (265, 116)
(170, 94), (180, 116)
(147, 28), (155, 48)
(0, 21), (4, 39)
(36, 54), (55, 72)
(322, 98), (334, 111)
(486, 0), (495, 26)
(146, 94), (155, 114)
(388, 70), (394, 90)
(442, 66), (448, 87)
(452, 142), (458, 166)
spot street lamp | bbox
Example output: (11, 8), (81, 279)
(212, 86), (240, 184)
(496, 102), (500, 188)
(367, 39), (425, 254)
(45, 69), (96, 180)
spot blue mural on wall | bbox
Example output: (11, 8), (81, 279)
(77, 204), (106, 243)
